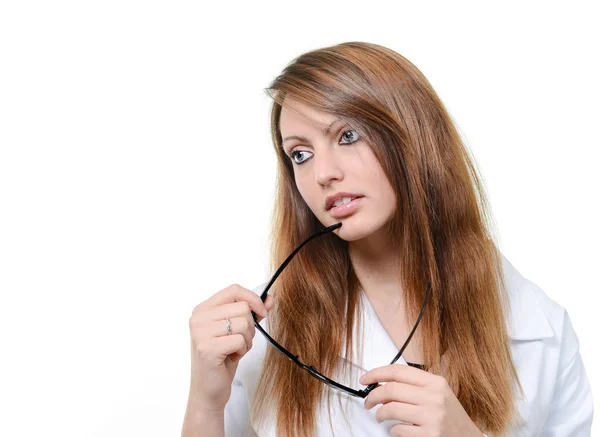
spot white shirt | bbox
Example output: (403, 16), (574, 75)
(224, 253), (593, 436)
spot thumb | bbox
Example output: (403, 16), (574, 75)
(265, 294), (275, 310)
(255, 294), (274, 323)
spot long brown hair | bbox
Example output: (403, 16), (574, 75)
(250, 41), (521, 437)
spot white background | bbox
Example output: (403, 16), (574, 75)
(0, 1), (598, 436)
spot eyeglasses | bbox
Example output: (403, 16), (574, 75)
(252, 222), (430, 399)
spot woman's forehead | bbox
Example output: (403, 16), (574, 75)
(279, 97), (339, 132)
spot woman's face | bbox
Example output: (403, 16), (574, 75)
(279, 97), (397, 242)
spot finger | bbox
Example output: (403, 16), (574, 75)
(209, 334), (248, 362)
(389, 422), (420, 437)
(364, 382), (426, 410)
(360, 364), (427, 387)
(254, 294), (274, 324)
(212, 317), (253, 351)
(376, 401), (422, 426)
(204, 284), (269, 317)
(209, 301), (256, 328)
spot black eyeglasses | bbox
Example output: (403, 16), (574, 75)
(252, 222), (430, 398)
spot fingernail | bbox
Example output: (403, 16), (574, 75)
(359, 374), (365, 384)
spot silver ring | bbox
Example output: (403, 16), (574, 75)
(225, 318), (232, 335)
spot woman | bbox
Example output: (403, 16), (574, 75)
(182, 42), (593, 436)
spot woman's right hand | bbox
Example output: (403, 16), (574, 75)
(187, 284), (275, 412)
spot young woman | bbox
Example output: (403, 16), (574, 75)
(182, 42), (593, 437)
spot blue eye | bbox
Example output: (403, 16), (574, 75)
(290, 150), (313, 165)
(340, 129), (359, 144)
(289, 128), (360, 166)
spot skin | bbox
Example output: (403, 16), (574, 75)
(360, 365), (484, 437)
(279, 97), (401, 299)
(182, 285), (275, 437)
(279, 97), (484, 437)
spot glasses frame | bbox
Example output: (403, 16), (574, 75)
(252, 222), (430, 399)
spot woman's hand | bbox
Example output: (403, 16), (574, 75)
(360, 364), (484, 437)
(187, 284), (275, 413)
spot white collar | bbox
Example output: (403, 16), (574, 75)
(340, 253), (554, 372)
(501, 253), (554, 340)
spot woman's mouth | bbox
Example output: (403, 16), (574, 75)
(328, 197), (364, 218)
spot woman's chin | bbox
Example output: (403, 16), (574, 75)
(328, 219), (373, 242)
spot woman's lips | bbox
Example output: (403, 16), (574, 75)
(328, 197), (363, 218)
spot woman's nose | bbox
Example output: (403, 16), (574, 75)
(314, 147), (343, 186)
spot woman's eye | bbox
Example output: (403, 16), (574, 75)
(288, 130), (358, 166)
(340, 129), (359, 144)
(290, 150), (313, 165)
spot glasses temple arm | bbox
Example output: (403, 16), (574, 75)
(259, 223), (342, 302)
(389, 282), (430, 365)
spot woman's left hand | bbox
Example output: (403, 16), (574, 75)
(360, 364), (484, 437)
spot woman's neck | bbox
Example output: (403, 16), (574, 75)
(348, 232), (404, 305)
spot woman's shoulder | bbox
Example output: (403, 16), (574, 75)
(499, 252), (571, 342)
(499, 251), (585, 393)
(498, 255), (592, 435)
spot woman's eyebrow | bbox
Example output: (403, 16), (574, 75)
(283, 118), (343, 144)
